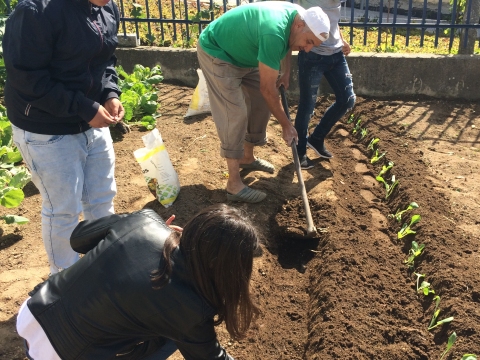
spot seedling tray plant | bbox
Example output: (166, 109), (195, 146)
(404, 240), (425, 267)
(389, 202), (419, 222)
(414, 273), (435, 296)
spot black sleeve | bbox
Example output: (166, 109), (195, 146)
(175, 321), (234, 360)
(2, 2), (99, 121)
(70, 214), (127, 254)
(101, 1), (121, 104)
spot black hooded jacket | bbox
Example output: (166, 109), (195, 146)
(2, 0), (121, 135)
(27, 209), (233, 360)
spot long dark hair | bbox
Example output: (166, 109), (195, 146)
(151, 203), (260, 339)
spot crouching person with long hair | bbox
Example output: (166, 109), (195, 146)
(16, 204), (260, 359)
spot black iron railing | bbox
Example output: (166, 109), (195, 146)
(116, 0), (479, 51)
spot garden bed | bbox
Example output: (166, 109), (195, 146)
(0, 85), (479, 359)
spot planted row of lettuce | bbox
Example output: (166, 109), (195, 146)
(346, 113), (477, 360)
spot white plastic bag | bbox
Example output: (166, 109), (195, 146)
(184, 69), (211, 118)
(133, 129), (180, 208)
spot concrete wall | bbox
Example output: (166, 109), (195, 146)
(115, 47), (480, 100)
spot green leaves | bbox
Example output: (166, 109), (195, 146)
(117, 64), (163, 128)
(376, 174), (399, 199)
(0, 214), (29, 224)
(370, 148), (387, 164)
(404, 240), (424, 266)
(428, 295), (454, 331)
(367, 137), (379, 151)
(389, 202), (419, 222)
(414, 273), (435, 296)
(439, 332), (457, 360)
(398, 214), (421, 239)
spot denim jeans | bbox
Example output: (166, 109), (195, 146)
(294, 50), (356, 157)
(12, 125), (116, 274)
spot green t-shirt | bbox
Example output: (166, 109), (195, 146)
(198, 2), (300, 70)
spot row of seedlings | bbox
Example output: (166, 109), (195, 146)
(345, 113), (477, 360)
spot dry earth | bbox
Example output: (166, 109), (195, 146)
(1, 84), (479, 359)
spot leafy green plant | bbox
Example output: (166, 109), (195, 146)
(367, 137), (380, 151)
(352, 118), (362, 134)
(428, 295), (454, 330)
(414, 273), (435, 296)
(346, 113), (356, 124)
(370, 148), (386, 164)
(116, 64), (163, 130)
(389, 202), (419, 222)
(398, 214), (421, 239)
(0, 106), (31, 224)
(440, 332), (457, 360)
(461, 355), (477, 360)
(377, 161), (394, 178)
(360, 127), (368, 139)
(376, 174), (399, 199)
(404, 240), (424, 267)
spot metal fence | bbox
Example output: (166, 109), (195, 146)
(116, 0), (480, 52)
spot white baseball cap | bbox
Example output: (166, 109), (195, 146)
(297, 6), (330, 42)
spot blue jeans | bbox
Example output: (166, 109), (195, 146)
(12, 125), (117, 274)
(294, 50), (356, 157)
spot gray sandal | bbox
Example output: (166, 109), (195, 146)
(227, 186), (266, 203)
(239, 158), (275, 174)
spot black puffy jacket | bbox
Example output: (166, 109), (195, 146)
(2, 0), (121, 135)
(27, 209), (233, 360)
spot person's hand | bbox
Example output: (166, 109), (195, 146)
(104, 98), (125, 122)
(342, 40), (351, 56)
(88, 105), (117, 128)
(276, 72), (290, 90)
(282, 123), (298, 146)
(166, 215), (183, 232)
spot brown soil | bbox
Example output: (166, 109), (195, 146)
(1, 84), (479, 360)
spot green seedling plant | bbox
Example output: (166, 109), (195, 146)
(389, 202), (419, 222)
(461, 355), (477, 360)
(428, 295), (454, 330)
(414, 273), (435, 296)
(377, 161), (394, 178)
(440, 332), (457, 360)
(360, 127), (368, 139)
(376, 174), (399, 199)
(0, 106), (31, 224)
(352, 118), (362, 134)
(398, 214), (421, 239)
(404, 240), (425, 267)
(370, 148), (387, 164)
(116, 64), (164, 129)
(367, 137), (380, 151)
(347, 113), (356, 124)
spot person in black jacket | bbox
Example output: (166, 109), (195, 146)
(16, 204), (260, 359)
(2, 0), (125, 275)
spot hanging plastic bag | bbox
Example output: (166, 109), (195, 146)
(134, 129), (180, 208)
(184, 69), (211, 118)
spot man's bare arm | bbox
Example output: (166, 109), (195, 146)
(258, 61), (298, 145)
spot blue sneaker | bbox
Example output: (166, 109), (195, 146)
(307, 136), (333, 159)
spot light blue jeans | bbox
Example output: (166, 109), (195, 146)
(12, 125), (116, 274)
(294, 50), (356, 157)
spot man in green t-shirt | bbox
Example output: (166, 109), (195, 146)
(197, 1), (330, 203)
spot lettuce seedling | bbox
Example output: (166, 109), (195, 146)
(352, 119), (362, 134)
(428, 295), (454, 331)
(347, 113), (356, 124)
(370, 149), (387, 164)
(414, 273), (435, 296)
(376, 174), (399, 199)
(360, 127), (368, 139)
(377, 161), (394, 178)
(440, 332), (457, 360)
(404, 240), (425, 267)
(461, 355), (477, 360)
(389, 202), (419, 222)
(398, 214), (421, 239)
(367, 137), (380, 151)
